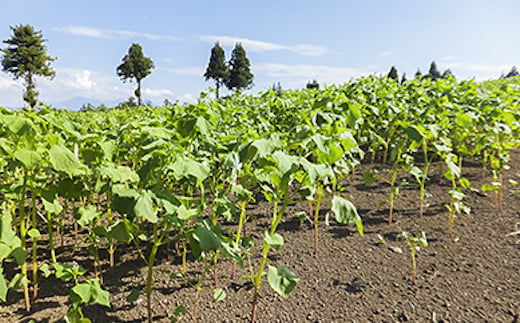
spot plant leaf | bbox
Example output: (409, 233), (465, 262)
(267, 265), (299, 298)
(332, 196), (363, 236)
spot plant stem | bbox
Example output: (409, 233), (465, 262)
(250, 194), (290, 323)
(146, 223), (160, 323)
(232, 200), (247, 280)
(411, 248), (417, 281)
(30, 183), (39, 304)
(313, 184), (323, 255)
(19, 171), (30, 312)
(419, 141), (430, 218)
(47, 211), (56, 264)
(193, 259), (211, 323)
(388, 165), (398, 225)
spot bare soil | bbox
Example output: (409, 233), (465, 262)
(1, 151), (519, 322)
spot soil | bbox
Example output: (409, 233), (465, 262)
(1, 150), (519, 323)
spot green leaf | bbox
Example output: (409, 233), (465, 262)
(27, 228), (41, 239)
(10, 247), (27, 265)
(92, 226), (109, 237)
(231, 184), (252, 202)
(39, 263), (52, 278)
(42, 198), (63, 215)
(404, 125), (425, 143)
(263, 231), (284, 251)
(100, 165), (139, 183)
(176, 204), (198, 221)
(362, 170), (378, 185)
(14, 148), (41, 169)
(88, 279), (111, 307)
(72, 282), (92, 303)
(267, 265), (299, 298)
(171, 305), (187, 323)
(135, 190), (157, 223)
(459, 177), (471, 188)
(482, 182), (499, 192)
(109, 221), (132, 243)
(332, 196), (363, 236)
(0, 270), (7, 302)
(126, 288), (140, 303)
(75, 205), (99, 227)
(193, 226), (221, 251)
(72, 279), (110, 307)
(169, 156), (209, 181)
(213, 288), (226, 302)
(48, 144), (87, 177)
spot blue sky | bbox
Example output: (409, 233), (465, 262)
(0, 0), (519, 109)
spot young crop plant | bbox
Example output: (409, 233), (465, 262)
(398, 231), (428, 282)
(248, 150), (302, 323)
(443, 154), (471, 232)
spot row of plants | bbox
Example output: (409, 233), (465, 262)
(0, 75), (519, 322)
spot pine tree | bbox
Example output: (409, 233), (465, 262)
(204, 42), (229, 99)
(427, 61), (441, 80)
(387, 66), (398, 81)
(415, 69), (422, 79)
(306, 79), (319, 90)
(1, 24), (55, 109)
(226, 43), (253, 92)
(400, 73), (407, 85)
(504, 66), (519, 78)
(272, 82), (282, 95)
(116, 43), (155, 106)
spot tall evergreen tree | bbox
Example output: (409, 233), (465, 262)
(387, 66), (399, 81)
(306, 79), (319, 90)
(226, 43), (253, 92)
(204, 42), (229, 99)
(415, 69), (422, 79)
(116, 43), (155, 106)
(504, 66), (519, 78)
(427, 61), (441, 80)
(1, 24), (55, 109)
(400, 73), (407, 85)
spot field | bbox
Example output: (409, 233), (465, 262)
(0, 76), (519, 322)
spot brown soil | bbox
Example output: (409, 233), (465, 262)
(1, 151), (519, 323)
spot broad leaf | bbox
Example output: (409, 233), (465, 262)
(135, 190), (157, 223)
(332, 196), (363, 236)
(263, 231), (284, 251)
(267, 265), (299, 298)
(48, 144), (87, 177)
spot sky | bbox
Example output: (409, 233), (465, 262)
(0, 0), (519, 109)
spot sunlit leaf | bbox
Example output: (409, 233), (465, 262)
(267, 265), (299, 298)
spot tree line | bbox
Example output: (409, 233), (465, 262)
(1, 24), (518, 109)
(0, 24), (254, 109)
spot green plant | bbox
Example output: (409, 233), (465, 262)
(398, 231), (428, 281)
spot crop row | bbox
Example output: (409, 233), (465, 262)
(0, 75), (519, 322)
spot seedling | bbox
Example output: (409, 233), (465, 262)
(398, 231), (428, 282)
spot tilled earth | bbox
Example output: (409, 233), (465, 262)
(1, 151), (519, 322)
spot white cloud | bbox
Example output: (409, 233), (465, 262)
(199, 35), (327, 56)
(176, 93), (197, 104)
(144, 88), (174, 97)
(0, 67), (179, 108)
(255, 63), (374, 86)
(55, 25), (179, 41)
